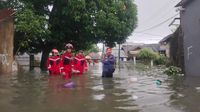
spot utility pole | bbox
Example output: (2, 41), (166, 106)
(118, 43), (120, 69)
(102, 42), (105, 58)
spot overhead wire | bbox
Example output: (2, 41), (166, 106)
(146, 0), (180, 27)
(135, 13), (179, 33)
(129, 0), (180, 42)
(140, 0), (175, 27)
(133, 32), (162, 37)
(135, 0), (180, 34)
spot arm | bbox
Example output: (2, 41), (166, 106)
(46, 57), (51, 70)
(84, 58), (88, 71)
(101, 55), (110, 64)
(108, 55), (115, 64)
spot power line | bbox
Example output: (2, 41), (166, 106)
(145, 5), (178, 28)
(141, 0), (174, 25)
(133, 32), (162, 37)
(136, 13), (179, 33)
(137, 0), (180, 30)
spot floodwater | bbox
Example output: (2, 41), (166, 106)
(0, 62), (200, 112)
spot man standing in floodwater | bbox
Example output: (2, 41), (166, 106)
(102, 48), (116, 78)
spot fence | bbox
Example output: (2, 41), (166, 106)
(15, 54), (40, 70)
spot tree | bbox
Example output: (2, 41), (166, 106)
(94, 0), (137, 47)
(14, 8), (50, 54)
(3, 0), (137, 70)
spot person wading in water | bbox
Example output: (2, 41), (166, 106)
(101, 48), (116, 78)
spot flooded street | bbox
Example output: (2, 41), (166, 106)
(0, 62), (200, 112)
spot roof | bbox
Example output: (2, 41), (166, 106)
(121, 43), (144, 54)
(0, 9), (15, 22)
(112, 49), (128, 58)
(175, 0), (195, 7)
(122, 43), (160, 53)
(159, 34), (173, 44)
(142, 44), (160, 52)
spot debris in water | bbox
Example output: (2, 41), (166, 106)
(129, 77), (138, 83)
(63, 81), (75, 88)
(155, 79), (162, 85)
(132, 95), (138, 100)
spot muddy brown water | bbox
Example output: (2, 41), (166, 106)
(0, 62), (200, 112)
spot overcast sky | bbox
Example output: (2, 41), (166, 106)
(126, 0), (181, 44)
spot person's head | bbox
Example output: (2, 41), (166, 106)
(106, 48), (112, 55)
(78, 50), (84, 56)
(65, 43), (73, 53)
(52, 49), (59, 56)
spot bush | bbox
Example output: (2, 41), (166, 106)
(154, 55), (166, 65)
(164, 66), (182, 77)
(137, 48), (159, 61)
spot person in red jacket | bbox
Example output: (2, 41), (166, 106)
(47, 49), (61, 75)
(61, 43), (73, 80)
(73, 50), (88, 75)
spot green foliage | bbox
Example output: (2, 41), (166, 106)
(154, 55), (166, 65)
(14, 7), (50, 54)
(89, 44), (99, 53)
(3, 0), (137, 69)
(8, 0), (137, 52)
(16, 8), (49, 36)
(0, 1), (7, 9)
(164, 66), (182, 77)
(137, 48), (159, 61)
(82, 44), (99, 56)
(0, 0), (20, 9)
(94, 0), (138, 47)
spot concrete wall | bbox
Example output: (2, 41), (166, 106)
(0, 17), (14, 74)
(160, 43), (170, 58)
(181, 0), (200, 76)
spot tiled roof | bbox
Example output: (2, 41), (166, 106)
(122, 43), (160, 53)
(175, 0), (195, 7)
(121, 43), (144, 53)
(159, 34), (173, 43)
(142, 44), (160, 52)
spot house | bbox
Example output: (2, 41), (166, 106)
(121, 43), (160, 60)
(142, 44), (160, 52)
(176, 0), (199, 76)
(159, 27), (184, 71)
(169, 27), (184, 71)
(101, 45), (128, 61)
(0, 9), (15, 73)
(121, 43), (143, 60)
(112, 45), (128, 61)
(159, 34), (173, 58)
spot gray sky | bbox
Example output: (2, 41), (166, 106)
(127, 0), (181, 43)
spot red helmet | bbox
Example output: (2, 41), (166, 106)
(65, 43), (73, 49)
(52, 48), (58, 53)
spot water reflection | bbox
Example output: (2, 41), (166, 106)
(1, 63), (200, 112)
(169, 77), (200, 112)
(10, 72), (48, 112)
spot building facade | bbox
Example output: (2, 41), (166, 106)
(177, 0), (200, 76)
